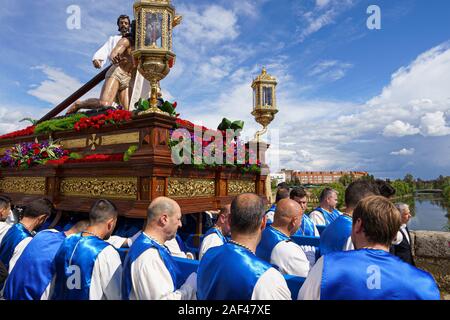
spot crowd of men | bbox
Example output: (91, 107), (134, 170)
(0, 177), (441, 300)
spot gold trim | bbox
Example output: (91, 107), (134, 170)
(0, 177), (46, 195)
(228, 180), (256, 195)
(60, 177), (137, 199)
(61, 138), (86, 149)
(168, 178), (215, 198)
(0, 146), (11, 155)
(102, 132), (140, 145)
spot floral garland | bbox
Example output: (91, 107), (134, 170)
(0, 125), (35, 140)
(74, 109), (132, 131)
(0, 138), (69, 169)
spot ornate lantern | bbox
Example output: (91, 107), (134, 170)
(251, 67), (278, 141)
(133, 0), (181, 114)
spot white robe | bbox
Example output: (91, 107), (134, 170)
(199, 233), (224, 260)
(127, 244), (197, 300)
(250, 268), (292, 300)
(308, 210), (327, 226)
(92, 35), (122, 68)
(0, 222), (11, 245)
(271, 241), (310, 278)
(297, 256), (324, 300)
(165, 237), (189, 259)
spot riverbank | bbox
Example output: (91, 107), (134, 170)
(410, 230), (450, 299)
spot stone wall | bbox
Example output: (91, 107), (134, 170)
(410, 231), (450, 300)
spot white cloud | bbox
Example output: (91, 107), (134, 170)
(390, 148), (415, 156)
(383, 120), (420, 137)
(309, 60), (353, 81)
(419, 111), (450, 136)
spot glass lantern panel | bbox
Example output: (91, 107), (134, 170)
(257, 87), (261, 108)
(145, 12), (163, 48)
(263, 86), (273, 107)
(136, 11), (142, 49)
(168, 14), (172, 50)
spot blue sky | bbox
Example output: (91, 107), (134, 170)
(0, 0), (449, 179)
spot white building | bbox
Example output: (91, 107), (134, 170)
(270, 172), (286, 186)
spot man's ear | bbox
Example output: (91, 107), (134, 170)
(353, 218), (363, 234)
(261, 215), (267, 231)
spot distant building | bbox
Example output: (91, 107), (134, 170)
(292, 171), (368, 185)
(270, 172), (286, 186)
(281, 169), (294, 183)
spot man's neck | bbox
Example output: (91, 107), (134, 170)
(270, 223), (290, 237)
(144, 228), (166, 245)
(231, 234), (259, 254)
(320, 204), (332, 212)
(344, 208), (353, 217)
(83, 225), (106, 240)
(20, 217), (38, 232)
(356, 240), (389, 252)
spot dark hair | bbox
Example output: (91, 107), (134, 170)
(375, 180), (396, 198)
(352, 195), (401, 247)
(0, 196), (11, 210)
(117, 15), (131, 27)
(319, 187), (337, 203)
(22, 198), (54, 218)
(290, 187), (307, 199)
(277, 182), (289, 189)
(230, 193), (265, 234)
(275, 188), (290, 203)
(89, 199), (118, 224)
(345, 180), (380, 209)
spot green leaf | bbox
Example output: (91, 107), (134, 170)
(218, 118), (232, 131)
(231, 120), (244, 131)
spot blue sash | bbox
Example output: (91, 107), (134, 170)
(122, 232), (182, 300)
(204, 227), (227, 245)
(51, 233), (110, 300)
(294, 215), (317, 237)
(312, 207), (341, 225)
(321, 249), (441, 300)
(0, 223), (32, 270)
(320, 215), (353, 255)
(256, 226), (289, 263)
(3, 230), (66, 300)
(198, 242), (272, 300)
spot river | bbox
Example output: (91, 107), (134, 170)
(402, 194), (450, 232)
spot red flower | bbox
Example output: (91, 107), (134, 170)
(27, 159), (32, 165)
(42, 151), (49, 158)
(168, 58), (174, 68)
(173, 102), (177, 109)
(33, 149), (40, 155)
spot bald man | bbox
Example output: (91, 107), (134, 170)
(122, 197), (197, 300)
(197, 193), (291, 300)
(256, 199), (310, 277)
(199, 204), (231, 260)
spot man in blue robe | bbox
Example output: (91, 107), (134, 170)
(198, 193), (291, 300)
(298, 195), (440, 300)
(289, 187), (319, 237)
(320, 180), (380, 255)
(0, 198), (53, 274)
(51, 199), (122, 300)
(2, 220), (89, 300)
(199, 204), (231, 259)
(265, 187), (289, 225)
(309, 187), (342, 226)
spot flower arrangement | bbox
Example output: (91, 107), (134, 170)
(134, 98), (179, 117)
(0, 125), (36, 140)
(0, 138), (69, 169)
(74, 109), (132, 131)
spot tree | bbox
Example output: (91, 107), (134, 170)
(403, 173), (414, 184)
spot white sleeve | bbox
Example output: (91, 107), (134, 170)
(265, 212), (274, 224)
(131, 248), (196, 300)
(309, 211), (325, 226)
(0, 222), (12, 244)
(199, 234), (224, 260)
(165, 238), (187, 258)
(300, 245), (317, 268)
(271, 241), (310, 277)
(313, 224), (320, 237)
(391, 231), (403, 245)
(107, 235), (128, 249)
(297, 256), (323, 300)
(6, 210), (18, 226)
(8, 237), (32, 272)
(128, 231), (142, 247)
(90, 246), (122, 300)
(252, 268), (292, 300)
(343, 236), (355, 251)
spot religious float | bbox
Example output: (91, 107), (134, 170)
(0, 0), (279, 235)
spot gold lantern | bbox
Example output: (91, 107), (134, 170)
(251, 67), (278, 141)
(133, 0), (182, 114)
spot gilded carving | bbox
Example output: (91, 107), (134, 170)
(102, 132), (140, 145)
(168, 178), (215, 198)
(0, 177), (46, 195)
(228, 180), (256, 195)
(61, 138), (86, 149)
(60, 177), (137, 199)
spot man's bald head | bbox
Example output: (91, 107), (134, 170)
(274, 199), (302, 221)
(230, 193), (265, 235)
(147, 197), (181, 222)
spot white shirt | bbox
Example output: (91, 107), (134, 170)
(251, 268), (292, 300)
(343, 236), (355, 251)
(165, 237), (189, 259)
(297, 256), (324, 300)
(309, 209), (328, 226)
(265, 212), (275, 224)
(0, 222), (12, 245)
(199, 233), (225, 260)
(271, 241), (310, 277)
(7, 237), (32, 272)
(5, 210), (18, 226)
(107, 231), (142, 249)
(88, 245), (122, 300)
(92, 35), (122, 68)
(127, 239), (197, 300)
